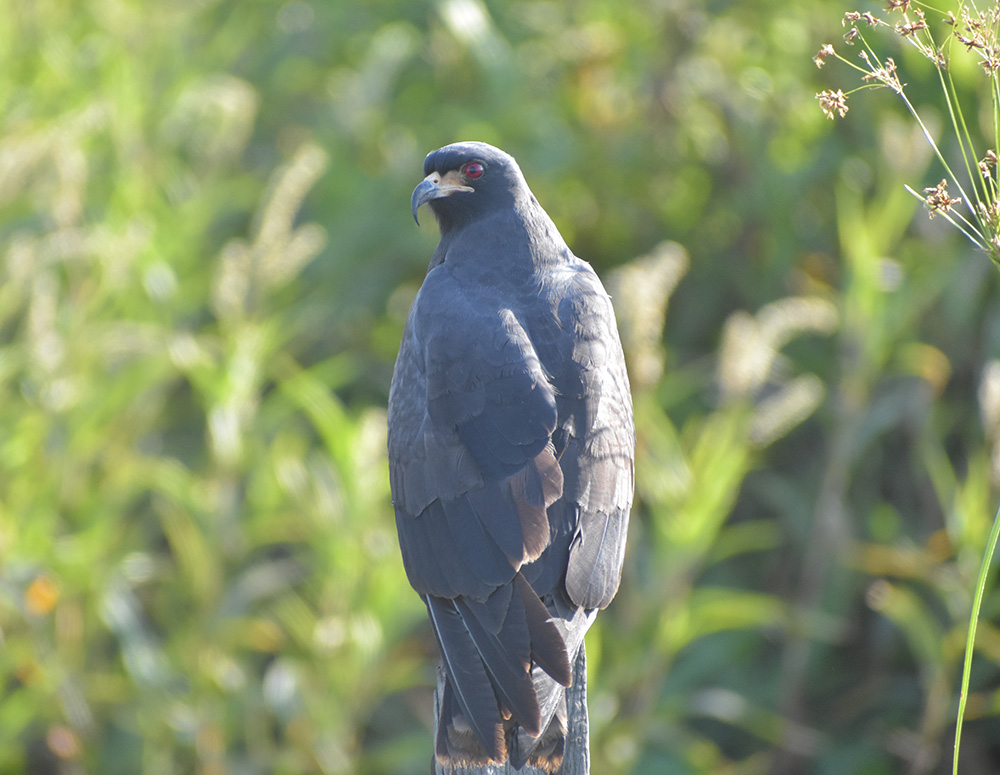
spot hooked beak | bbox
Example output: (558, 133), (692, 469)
(411, 170), (474, 225)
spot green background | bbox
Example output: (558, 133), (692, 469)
(2, 1), (999, 773)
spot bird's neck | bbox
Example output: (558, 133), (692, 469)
(434, 196), (571, 283)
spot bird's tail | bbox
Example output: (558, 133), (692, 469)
(429, 574), (574, 768)
(435, 667), (570, 773)
(433, 587), (596, 771)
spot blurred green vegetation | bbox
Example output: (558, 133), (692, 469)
(3, 0), (1000, 773)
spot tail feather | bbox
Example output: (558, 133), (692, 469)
(455, 596), (541, 736)
(436, 678), (501, 766)
(426, 596), (505, 760)
(510, 677), (567, 772)
(515, 574), (572, 687)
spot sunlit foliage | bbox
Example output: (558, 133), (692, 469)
(2, 1), (1000, 773)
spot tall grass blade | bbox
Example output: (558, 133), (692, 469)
(954, 501), (1000, 775)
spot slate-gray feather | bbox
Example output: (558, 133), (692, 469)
(388, 142), (634, 771)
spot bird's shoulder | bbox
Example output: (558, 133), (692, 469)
(544, 256), (616, 327)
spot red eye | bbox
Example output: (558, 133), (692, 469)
(462, 162), (485, 179)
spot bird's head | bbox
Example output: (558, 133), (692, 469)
(411, 142), (527, 231)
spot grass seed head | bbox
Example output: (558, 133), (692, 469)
(817, 89), (849, 119)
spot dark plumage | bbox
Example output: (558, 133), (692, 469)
(388, 142), (634, 771)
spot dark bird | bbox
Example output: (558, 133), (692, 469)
(388, 142), (634, 771)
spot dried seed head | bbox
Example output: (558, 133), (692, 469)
(862, 56), (904, 92)
(895, 19), (927, 37)
(978, 199), (1000, 230)
(923, 179), (961, 217)
(814, 44), (836, 68)
(817, 89), (849, 119)
(953, 5), (1000, 74)
(980, 151), (999, 178)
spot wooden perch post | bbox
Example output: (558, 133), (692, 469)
(432, 645), (590, 775)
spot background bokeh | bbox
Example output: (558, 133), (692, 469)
(3, 1), (1000, 773)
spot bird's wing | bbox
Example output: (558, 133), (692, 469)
(546, 262), (635, 611)
(387, 267), (571, 758)
(389, 268), (566, 597)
